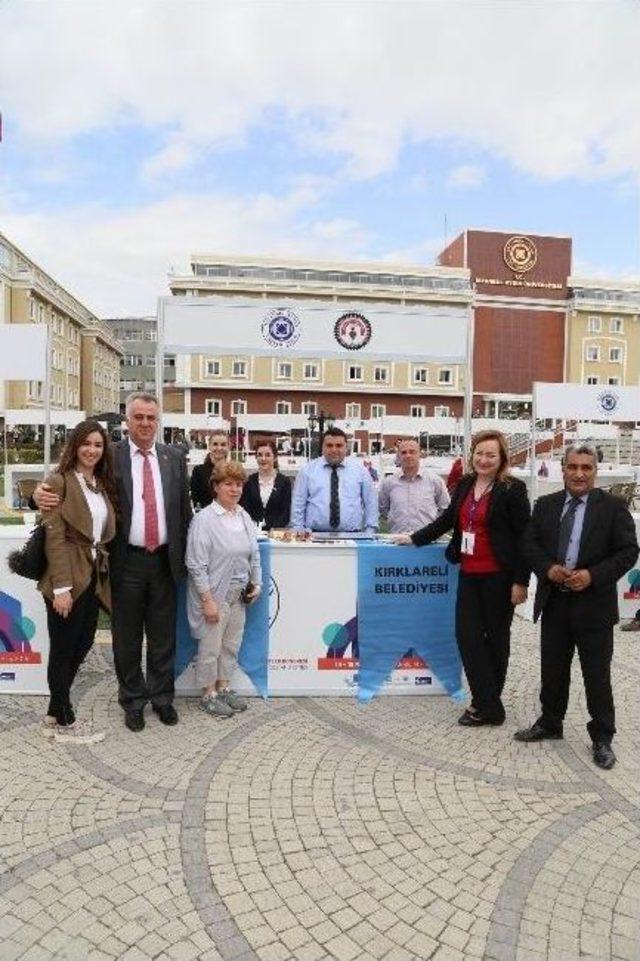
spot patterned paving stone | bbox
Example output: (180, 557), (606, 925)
(0, 624), (638, 959)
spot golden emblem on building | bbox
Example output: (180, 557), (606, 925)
(503, 236), (537, 274)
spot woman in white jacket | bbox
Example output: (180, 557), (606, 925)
(185, 461), (262, 718)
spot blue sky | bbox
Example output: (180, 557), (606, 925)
(0, 0), (638, 315)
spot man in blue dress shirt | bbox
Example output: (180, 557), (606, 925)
(290, 428), (378, 533)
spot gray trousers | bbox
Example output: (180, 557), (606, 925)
(196, 586), (246, 687)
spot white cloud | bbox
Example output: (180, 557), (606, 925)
(446, 165), (485, 189)
(0, 185), (373, 315)
(0, 0), (638, 183)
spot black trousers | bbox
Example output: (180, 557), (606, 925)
(537, 591), (615, 744)
(45, 576), (100, 725)
(456, 571), (514, 723)
(111, 547), (177, 713)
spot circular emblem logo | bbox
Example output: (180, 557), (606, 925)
(334, 312), (372, 350)
(262, 308), (301, 348)
(503, 236), (537, 274)
(268, 575), (280, 628)
(597, 390), (619, 415)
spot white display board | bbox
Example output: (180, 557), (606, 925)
(160, 296), (468, 363)
(0, 325), (48, 379)
(177, 541), (446, 697)
(0, 527), (49, 695)
(534, 382), (640, 422)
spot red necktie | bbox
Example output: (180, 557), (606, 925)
(140, 450), (159, 551)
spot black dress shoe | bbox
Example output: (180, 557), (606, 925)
(153, 704), (178, 726)
(125, 710), (145, 733)
(592, 742), (616, 769)
(514, 721), (563, 742)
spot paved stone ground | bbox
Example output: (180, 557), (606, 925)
(1, 618), (639, 961)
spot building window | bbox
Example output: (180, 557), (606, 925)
(347, 365), (363, 382)
(438, 368), (453, 385)
(345, 402), (361, 418)
(609, 317), (624, 334)
(205, 399), (221, 416)
(301, 401), (318, 416)
(205, 359), (220, 376)
(370, 404), (386, 418)
(434, 405), (451, 417)
(413, 366), (429, 384)
(373, 365), (389, 384)
(410, 405), (426, 417)
(144, 328), (157, 341)
(231, 399), (247, 416)
(586, 376), (599, 385)
(587, 315), (602, 333)
(303, 363), (319, 380)
(609, 347), (622, 363)
(608, 377), (620, 386)
(232, 359), (248, 378)
(585, 346), (600, 362)
(276, 361), (292, 380)
(125, 354), (143, 366)
(276, 400), (292, 415)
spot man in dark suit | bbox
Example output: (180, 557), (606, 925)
(33, 392), (192, 733)
(109, 393), (192, 731)
(515, 442), (638, 769)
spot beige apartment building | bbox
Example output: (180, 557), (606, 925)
(565, 278), (640, 390)
(0, 233), (122, 416)
(168, 255), (473, 429)
(167, 251), (640, 436)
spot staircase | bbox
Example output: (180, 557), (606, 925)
(507, 420), (577, 466)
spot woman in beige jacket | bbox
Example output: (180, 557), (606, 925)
(38, 420), (117, 743)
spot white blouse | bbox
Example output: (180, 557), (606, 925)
(53, 474), (109, 596)
(258, 473), (276, 507)
(75, 472), (109, 550)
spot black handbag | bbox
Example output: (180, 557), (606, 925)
(7, 522), (47, 581)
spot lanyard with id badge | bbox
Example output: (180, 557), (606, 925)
(461, 482), (493, 555)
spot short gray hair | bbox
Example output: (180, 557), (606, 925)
(125, 391), (159, 417)
(562, 441), (598, 466)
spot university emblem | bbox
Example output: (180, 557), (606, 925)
(597, 390), (619, 415)
(503, 236), (537, 274)
(334, 312), (372, 350)
(261, 308), (301, 348)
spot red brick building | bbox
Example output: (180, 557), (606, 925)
(438, 230), (572, 416)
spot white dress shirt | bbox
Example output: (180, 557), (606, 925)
(128, 439), (168, 547)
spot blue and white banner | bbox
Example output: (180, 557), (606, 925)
(175, 541), (271, 698)
(356, 544), (464, 702)
(238, 541), (271, 698)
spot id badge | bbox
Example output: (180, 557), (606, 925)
(461, 531), (475, 555)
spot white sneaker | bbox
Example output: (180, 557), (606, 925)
(54, 721), (105, 745)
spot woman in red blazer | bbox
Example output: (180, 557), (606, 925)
(395, 430), (531, 727)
